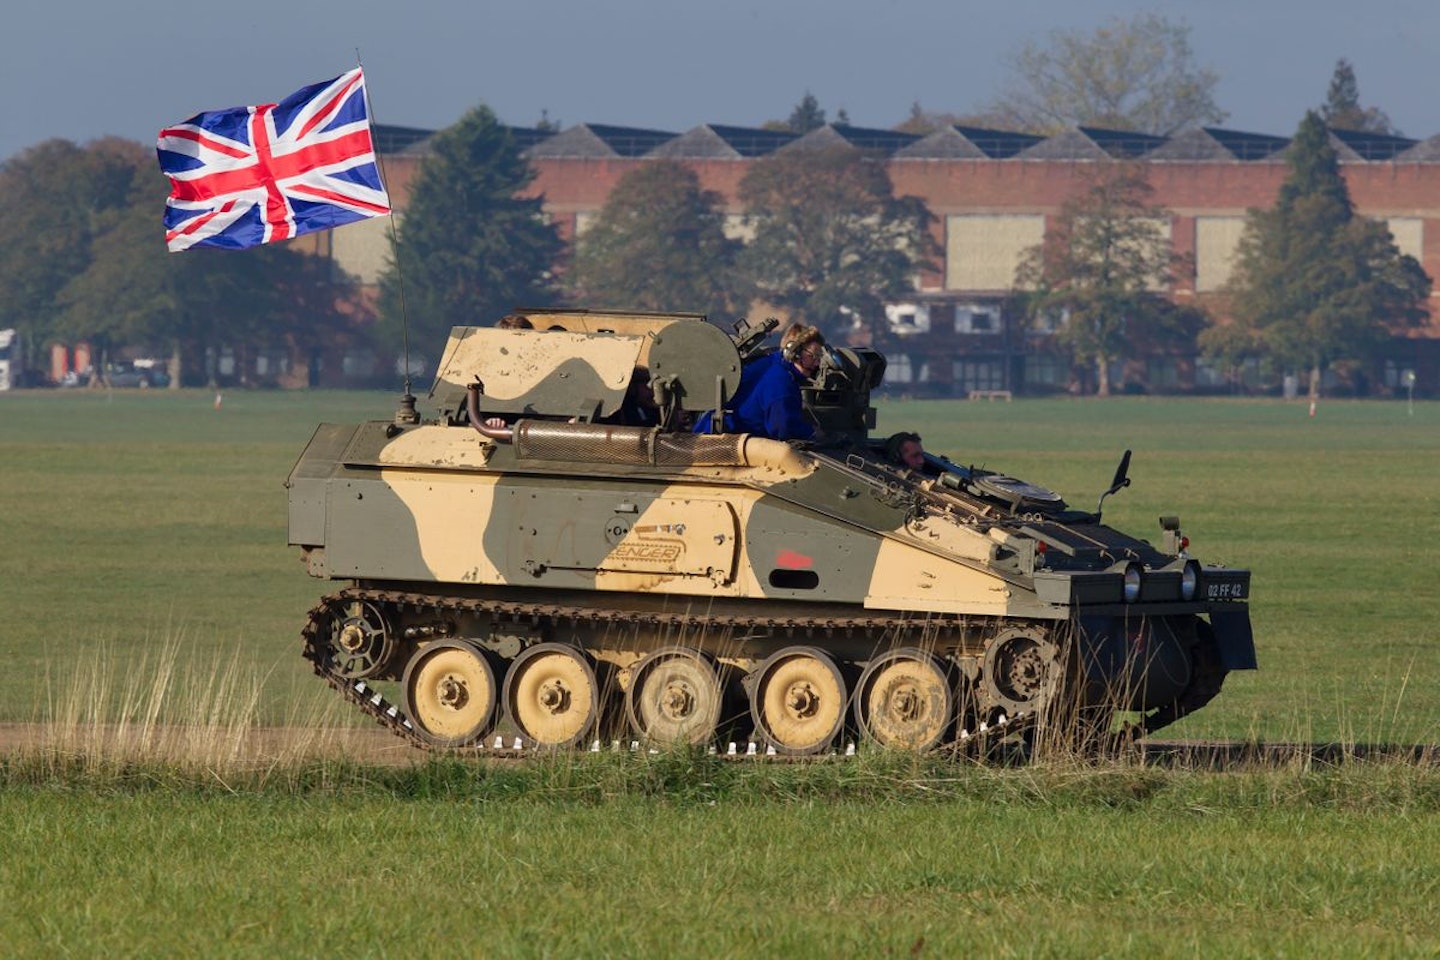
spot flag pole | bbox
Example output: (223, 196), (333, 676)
(357, 50), (418, 425)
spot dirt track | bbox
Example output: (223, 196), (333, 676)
(2, 723), (1434, 770)
(0, 723), (427, 767)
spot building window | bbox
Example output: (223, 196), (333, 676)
(885, 303), (930, 335)
(1024, 354), (1064, 387)
(954, 310), (1000, 335)
(889, 354), (914, 383)
(953, 360), (1005, 392)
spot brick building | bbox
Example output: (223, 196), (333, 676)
(338, 120), (1440, 397)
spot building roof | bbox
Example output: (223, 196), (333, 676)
(1145, 127), (1234, 161)
(649, 124), (797, 159)
(1397, 133), (1440, 162)
(894, 127), (989, 159)
(1203, 127), (1291, 160)
(1016, 127), (1113, 160)
(951, 125), (1044, 158)
(1327, 127), (1419, 161)
(384, 124), (557, 157)
(377, 113), (1440, 168)
(1147, 127), (1291, 161)
(524, 123), (679, 158)
(371, 124), (437, 154)
(783, 123), (921, 156)
(507, 126), (559, 152)
(1078, 126), (1168, 158)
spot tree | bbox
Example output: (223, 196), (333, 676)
(1212, 111), (1430, 400)
(0, 138), (149, 370)
(894, 102), (1014, 135)
(1015, 163), (1193, 396)
(991, 14), (1226, 135)
(377, 104), (562, 359)
(737, 146), (935, 342)
(17, 140), (364, 387)
(569, 160), (745, 317)
(786, 92), (827, 134)
(1320, 59), (1398, 134)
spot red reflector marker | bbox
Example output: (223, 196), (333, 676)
(776, 549), (814, 570)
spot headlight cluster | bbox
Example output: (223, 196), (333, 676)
(1113, 559), (1202, 603)
(1122, 563), (1143, 603)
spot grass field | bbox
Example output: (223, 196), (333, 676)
(2, 753), (1438, 957)
(2, 388), (1439, 958)
(2, 388), (1437, 741)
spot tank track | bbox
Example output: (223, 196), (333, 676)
(300, 587), (1222, 757)
(300, 586), (1045, 756)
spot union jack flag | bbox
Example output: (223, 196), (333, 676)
(157, 68), (391, 252)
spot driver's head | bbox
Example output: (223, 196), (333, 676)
(886, 431), (925, 470)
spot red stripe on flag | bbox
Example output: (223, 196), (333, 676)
(286, 182), (390, 215)
(296, 71), (364, 141)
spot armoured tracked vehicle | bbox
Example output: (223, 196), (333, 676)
(287, 309), (1255, 755)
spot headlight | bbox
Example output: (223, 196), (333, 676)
(1180, 560), (1200, 601)
(1123, 564), (1143, 603)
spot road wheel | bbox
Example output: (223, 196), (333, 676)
(749, 646), (846, 756)
(854, 648), (953, 752)
(402, 640), (498, 747)
(626, 647), (724, 747)
(505, 643), (600, 748)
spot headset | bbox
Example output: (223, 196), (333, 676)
(782, 331), (820, 362)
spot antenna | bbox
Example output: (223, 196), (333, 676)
(1094, 449), (1132, 519)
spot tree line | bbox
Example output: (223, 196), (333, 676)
(0, 138), (368, 386)
(0, 16), (1426, 397)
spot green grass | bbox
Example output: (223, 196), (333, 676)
(0, 389), (398, 721)
(1, 756), (1438, 957)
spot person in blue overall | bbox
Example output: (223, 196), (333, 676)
(696, 323), (825, 440)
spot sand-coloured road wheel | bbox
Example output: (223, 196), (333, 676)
(504, 643), (600, 748)
(750, 646), (846, 756)
(626, 647), (724, 747)
(854, 648), (954, 752)
(402, 640), (498, 747)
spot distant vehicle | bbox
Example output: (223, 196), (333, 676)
(106, 361), (170, 389)
(0, 329), (18, 390)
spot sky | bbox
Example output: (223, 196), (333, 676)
(3, 0), (1437, 163)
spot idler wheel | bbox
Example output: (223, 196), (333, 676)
(504, 643), (600, 748)
(626, 647), (724, 747)
(403, 640), (498, 747)
(749, 647), (846, 756)
(853, 648), (954, 752)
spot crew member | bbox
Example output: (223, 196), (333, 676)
(697, 323), (825, 441)
(885, 431), (926, 470)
